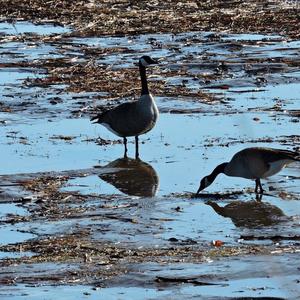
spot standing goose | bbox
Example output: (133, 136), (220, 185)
(91, 55), (159, 159)
(196, 147), (300, 195)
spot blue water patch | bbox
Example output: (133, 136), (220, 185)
(0, 21), (69, 35)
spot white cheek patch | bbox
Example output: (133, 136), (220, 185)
(140, 58), (149, 67)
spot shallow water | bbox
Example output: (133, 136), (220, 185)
(0, 21), (69, 35)
(0, 21), (300, 299)
(1, 254), (300, 299)
(0, 203), (27, 218)
(0, 111), (298, 193)
(0, 225), (35, 245)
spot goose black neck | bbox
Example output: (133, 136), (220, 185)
(207, 201), (226, 217)
(139, 63), (149, 96)
(209, 162), (227, 182)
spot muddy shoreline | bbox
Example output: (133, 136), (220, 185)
(1, 0), (299, 38)
(0, 1), (300, 299)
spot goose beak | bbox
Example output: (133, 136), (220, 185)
(150, 58), (159, 64)
(195, 185), (203, 195)
(196, 178), (207, 195)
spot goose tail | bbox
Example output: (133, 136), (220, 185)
(278, 149), (300, 162)
(290, 149), (300, 161)
(90, 113), (104, 124)
(91, 115), (99, 123)
(289, 150), (300, 162)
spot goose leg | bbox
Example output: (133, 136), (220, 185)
(123, 137), (128, 158)
(255, 178), (264, 194)
(255, 193), (263, 201)
(135, 136), (139, 159)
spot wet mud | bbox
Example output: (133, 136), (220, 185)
(0, 2), (300, 299)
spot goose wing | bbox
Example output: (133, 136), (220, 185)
(257, 148), (300, 163)
(243, 147), (299, 178)
(91, 102), (135, 124)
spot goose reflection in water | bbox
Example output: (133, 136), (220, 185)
(206, 199), (287, 228)
(98, 157), (159, 197)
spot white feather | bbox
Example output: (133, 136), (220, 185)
(263, 159), (292, 178)
(140, 57), (149, 67)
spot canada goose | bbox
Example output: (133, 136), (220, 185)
(196, 147), (300, 194)
(91, 55), (159, 158)
(98, 157), (159, 197)
(206, 200), (286, 228)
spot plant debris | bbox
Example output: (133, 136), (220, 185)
(0, 1), (300, 297)
(0, 1), (299, 38)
